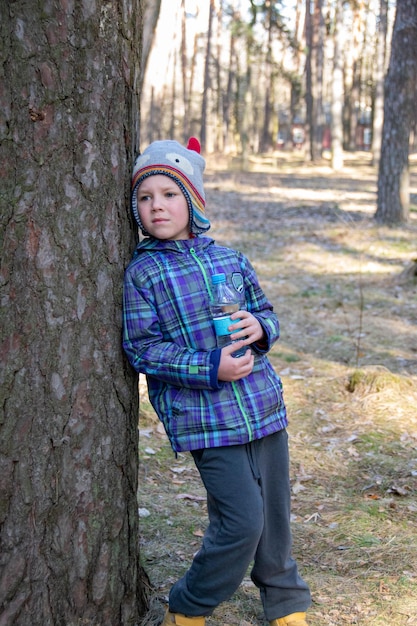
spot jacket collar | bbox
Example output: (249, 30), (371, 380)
(133, 235), (214, 257)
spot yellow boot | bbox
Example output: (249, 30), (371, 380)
(161, 610), (205, 626)
(270, 612), (309, 626)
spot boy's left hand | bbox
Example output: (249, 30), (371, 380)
(228, 310), (264, 346)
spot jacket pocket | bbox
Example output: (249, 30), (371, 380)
(169, 385), (239, 438)
(238, 358), (284, 422)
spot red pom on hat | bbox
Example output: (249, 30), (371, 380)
(187, 137), (201, 154)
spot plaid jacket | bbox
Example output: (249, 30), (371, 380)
(122, 236), (287, 452)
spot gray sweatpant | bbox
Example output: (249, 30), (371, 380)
(168, 429), (311, 620)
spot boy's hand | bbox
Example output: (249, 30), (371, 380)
(228, 310), (264, 344)
(217, 341), (254, 382)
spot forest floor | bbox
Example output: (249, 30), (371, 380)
(138, 150), (417, 626)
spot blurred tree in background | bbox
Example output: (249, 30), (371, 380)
(376, 0), (417, 224)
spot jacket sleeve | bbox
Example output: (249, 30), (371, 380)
(239, 252), (280, 353)
(122, 265), (221, 390)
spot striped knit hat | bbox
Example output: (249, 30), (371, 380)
(131, 137), (210, 236)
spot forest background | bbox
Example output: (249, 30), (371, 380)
(141, 0), (417, 223)
(142, 0), (397, 155)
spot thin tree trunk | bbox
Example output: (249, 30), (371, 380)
(290, 0), (304, 135)
(214, 1), (224, 152)
(371, 0), (388, 167)
(170, 48), (178, 139)
(223, 7), (237, 153)
(331, 0), (344, 170)
(305, 0), (314, 159)
(312, 0), (325, 159)
(188, 33), (199, 138)
(238, 28), (252, 166)
(344, 3), (364, 150)
(141, 0), (162, 91)
(181, 0), (190, 141)
(305, 0), (324, 161)
(260, 1), (274, 153)
(201, 0), (215, 151)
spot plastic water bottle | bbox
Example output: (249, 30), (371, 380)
(210, 273), (246, 357)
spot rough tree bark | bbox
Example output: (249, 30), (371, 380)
(0, 1), (146, 624)
(375, 0), (417, 224)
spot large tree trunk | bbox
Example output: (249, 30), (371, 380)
(0, 2), (146, 624)
(375, 0), (417, 224)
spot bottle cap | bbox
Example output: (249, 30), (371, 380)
(212, 273), (226, 284)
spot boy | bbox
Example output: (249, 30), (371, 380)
(122, 138), (311, 626)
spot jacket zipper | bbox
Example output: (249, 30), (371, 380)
(189, 246), (214, 299)
(189, 247), (253, 441)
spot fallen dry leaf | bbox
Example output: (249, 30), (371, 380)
(175, 493), (206, 501)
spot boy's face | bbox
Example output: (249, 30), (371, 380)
(137, 175), (190, 240)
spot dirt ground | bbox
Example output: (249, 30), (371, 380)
(138, 152), (417, 626)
